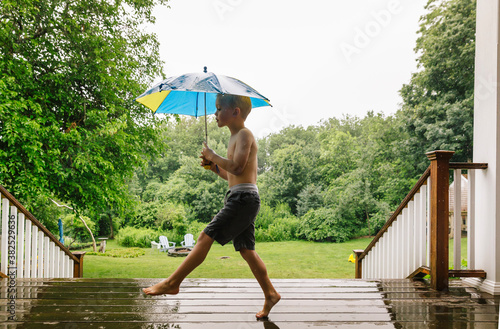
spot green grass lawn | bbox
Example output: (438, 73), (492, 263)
(449, 236), (468, 268)
(82, 236), (469, 279)
(82, 238), (372, 279)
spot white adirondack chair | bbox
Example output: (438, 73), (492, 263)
(150, 241), (161, 253)
(181, 233), (196, 248)
(159, 235), (176, 252)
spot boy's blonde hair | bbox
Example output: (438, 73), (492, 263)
(216, 94), (252, 119)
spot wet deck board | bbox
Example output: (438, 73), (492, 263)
(0, 278), (498, 328)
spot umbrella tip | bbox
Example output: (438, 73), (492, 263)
(203, 66), (207, 73)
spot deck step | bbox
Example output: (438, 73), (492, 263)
(0, 278), (498, 328)
(409, 266), (487, 279)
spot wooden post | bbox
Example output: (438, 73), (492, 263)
(426, 150), (454, 290)
(354, 249), (364, 279)
(72, 251), (86, 278)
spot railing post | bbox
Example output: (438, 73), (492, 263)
(426, 150), (454, 291)
(353, 249), (364, 279)
(72, 252), (86, 278)
(467, 169), (475, 270)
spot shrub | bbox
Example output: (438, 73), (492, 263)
(68, 241), (94, 250)
(256, 203), (294, 230)
(87, 248), (145, 258)
(256, 216), (300, 242)
(297, 207), (355, 242)
(130, 202), (159, 228)
(186, 221), (206, 237)
(255, 203), (275, 230)
(255, 203), (300, 242)
(156, 202), (188, 236)
(116, 227), (161, 248)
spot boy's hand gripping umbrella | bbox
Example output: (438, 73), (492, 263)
(135, 67), (272, 144)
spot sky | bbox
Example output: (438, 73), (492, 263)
(148, 0), (429, 138)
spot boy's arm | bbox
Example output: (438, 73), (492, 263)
(202, 130), (252, 176)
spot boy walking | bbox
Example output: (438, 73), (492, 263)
(143, 94), (281, 319)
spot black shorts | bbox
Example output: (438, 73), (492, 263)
(203, 184), (260, 251)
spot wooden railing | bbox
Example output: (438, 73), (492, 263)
(0, 185), (85, 279)
(354, 151), (487, 290)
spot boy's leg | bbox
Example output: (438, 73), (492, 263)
(143, 232), (214, 295)
(239, 248), (281, 318)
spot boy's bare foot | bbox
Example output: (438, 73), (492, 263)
(142, 279), (180, 296)
(256, 292), (281, 319)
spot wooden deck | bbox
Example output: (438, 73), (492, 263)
(0, 278), (498, 328)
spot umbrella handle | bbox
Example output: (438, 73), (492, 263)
(204, 93), (208, 144)
(203, 164), (219, 174)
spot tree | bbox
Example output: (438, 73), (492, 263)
(258, 125), (320, 174)
(135, 116), (230, 198)
(51, 199), (97, 251)
(0, 0), (169, 222)
(259, 144), (312, 214)
(317, 130), (357, 185)
(154, 156), (227, 223)
(257, 126), (321, 214)
(297, 207), (353, 243)
(399, 0), (476, 173)
(325, 167), (389, 237)
(296, 184), (324, 217)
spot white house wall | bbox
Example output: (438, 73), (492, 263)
(472, 0), (500, 295)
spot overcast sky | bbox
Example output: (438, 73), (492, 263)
(148, 0), (429, 138)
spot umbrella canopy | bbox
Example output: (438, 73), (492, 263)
(135, 68), (271, 117)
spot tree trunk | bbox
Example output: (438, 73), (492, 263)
(108, 212), (114, 239)
(78, 215), (97, 252)
(50, 199), (97, 252)
(366, 209), (371, 236)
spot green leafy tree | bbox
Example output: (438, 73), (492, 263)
(156, 202), (188, 235)
(0, 0), (169, 223)
(62, 213), (96, 243)
(257, 126), (322, 214)
(154, 156), (227, 223)
(317, 130), (357, 185)
(296, 184), (324, 217)
(135, 117), (228, 193)
(399, 0), (476, 173)
(297, 207), (353, 243)
(325, 168), (388, 236)
(355, 112), (415, 207)
(258, 125), (320, 174)
(259, 144), (312, 214)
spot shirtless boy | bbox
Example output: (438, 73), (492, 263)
(143, 94), (281, 319)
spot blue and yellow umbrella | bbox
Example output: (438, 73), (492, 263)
(135, 67), (272, 142)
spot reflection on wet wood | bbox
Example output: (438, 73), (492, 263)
(0, 278), (498, 328)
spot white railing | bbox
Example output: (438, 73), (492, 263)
(357, 168), (431, 279)
(354, 151), (487, 290)
(0, 185), (83, 279)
